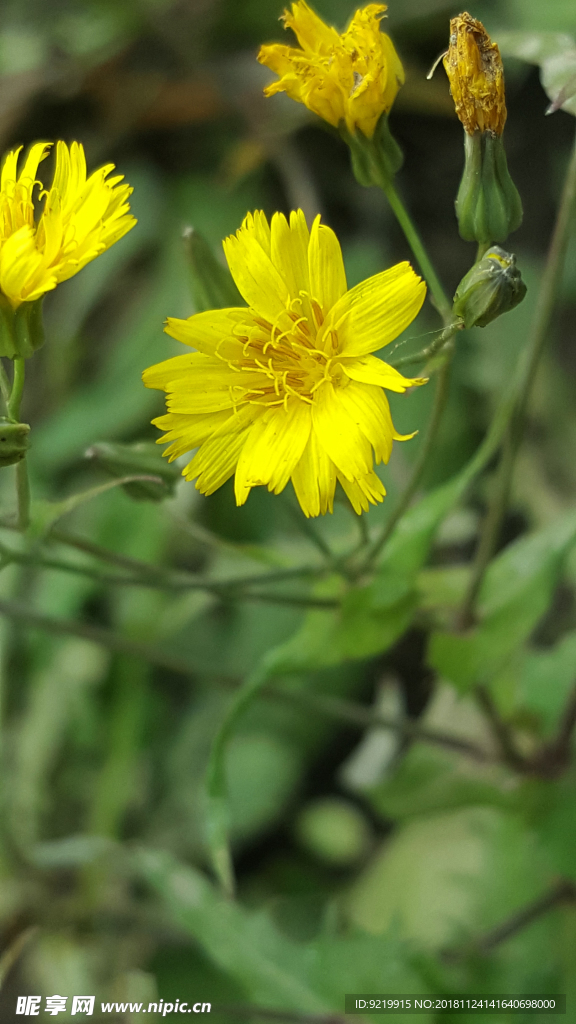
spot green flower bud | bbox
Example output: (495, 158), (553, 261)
(342, 112), (403, 189)
(85, 441), (180, 501)
(0, 418), (30, 468)
(456, 131), (523, 244)
(452, 246), (527, 328)
(0, 296), (45, 360)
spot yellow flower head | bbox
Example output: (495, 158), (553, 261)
(443, 13), (506, 136)
(258, 2), (404, 139)
(143, 210), (426, 517)
(0, 141), (136, 308)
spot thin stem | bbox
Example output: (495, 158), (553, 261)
(474, 684), (526, 771)
(389, 322), (463, 371)
(443, 878), (576, 962)
(49, 528), (325, 592)
(284, 496), (333, 560)
(459, 128), (576, 626)
(7, 358), (25, 421)
(364, 344), (454, 567)
(0, 361), (11, 411)
(0, 596), (201, 676)
(266, 688), (493, 763)
(7, 359), (30, 531)
(0, 543), (337, 607)
(15, 460), (30, 531)
(380, 179), (452, 322)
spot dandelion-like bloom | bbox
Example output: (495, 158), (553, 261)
(443, 13), (506, 136)
(143, 210), (426, 517)
(257, 2), (404, 139)
(0, 141), (136, 308)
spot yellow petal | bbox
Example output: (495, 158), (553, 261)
(223, 226), (290, 322)
(335, 380), (395, 464)
(308, 215), (347, 313)
(164, 309), (249, 354)
(337, 468), (386, 514)
(185, 407), (260, 494)
(234, 399), (311, 504)
(291, 429), (337, 517)
(341, 354), (427, 392)
(142, 353), (198, 391)
(270, 210), (310, 300)
(332, 261), (426, 356)
(311, 380), (372, 480)
(283, 1), (340, 53)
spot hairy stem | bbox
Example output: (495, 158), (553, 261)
(390, 322), (463, 371)
(459, 128), (576, 626)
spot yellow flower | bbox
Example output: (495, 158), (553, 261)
(0, 141), (136, 308)
(443, 13), (506, 136)
(258, 2), (404, 139)
(143, 210), (426, 517)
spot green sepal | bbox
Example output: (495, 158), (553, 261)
(456, 131), (523, 244)
(182, 227), (243, 313)
(85, 440), (181, 502)
(452, 246), (527, 328)
(342, 112), (404, 189)
(0, 417), (30, 467)
(0, 296), (45, 360)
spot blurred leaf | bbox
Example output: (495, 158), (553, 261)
(347, 802), (556, 959)
(182, 227), (243, 311)
(10, 639), (108, 850)
(367, 745), (515, 823)
(498, 30), (576, 115)
(429, 510), (576, 692)
(516, 631), (576, 730)
(226, 733), (303, 843)
(137, 849), (434, 1017)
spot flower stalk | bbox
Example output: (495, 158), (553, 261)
(459, 126), (576, 626)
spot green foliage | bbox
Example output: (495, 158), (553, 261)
(429, 510), (576, 692)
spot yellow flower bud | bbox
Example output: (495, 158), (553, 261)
(443, 13), (506, 137)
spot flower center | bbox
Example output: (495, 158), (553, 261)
(217, 293), (347, 409)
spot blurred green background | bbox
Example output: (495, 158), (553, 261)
(0, 0), (575, 1021)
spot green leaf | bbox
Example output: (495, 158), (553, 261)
(367, 745), (515, 822)
(498, 31), (576, 115)
(429, 510), (576, 692)
(136, 849), (433, 1018)
(517, 631), (576, 730)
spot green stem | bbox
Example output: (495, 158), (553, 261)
(7, 359), (30, 531)
(0, 543), (336, 607)
(380, 179), (452, 322)
(390, 322), (463, 371)
(0, 596), (202, 676)
(7, 358), (25, 422)
(364, 340), (455, 568)
(15, 461), (30, 531)
(265, 688), (492, 763)
(459, 127), (576, 627)
(0, 361), (11, 411)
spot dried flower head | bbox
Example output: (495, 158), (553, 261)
(258, 2), (404, 139)
(443, 13), (506, 136)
